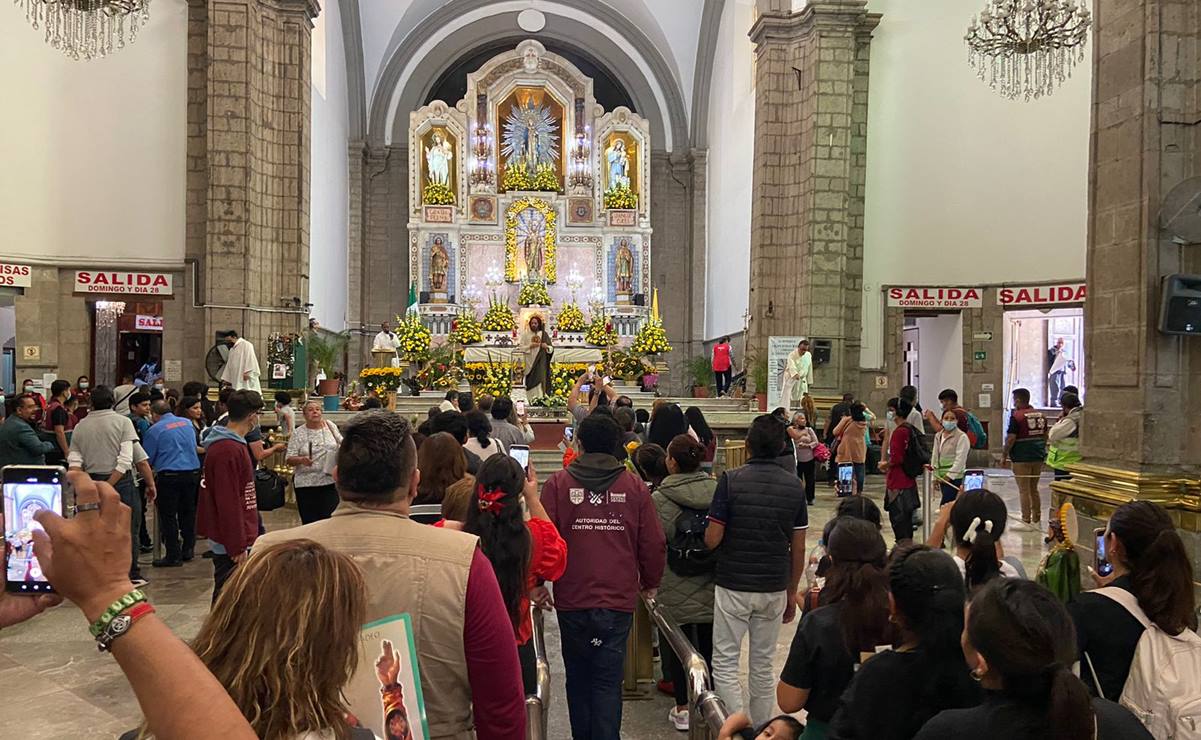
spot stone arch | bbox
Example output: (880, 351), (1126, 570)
(368, 0), (688, 152)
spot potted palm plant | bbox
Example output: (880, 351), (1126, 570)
(308, 330), (350, 397)
(750, 352), (769, 411)
(687, 354), (713, 398)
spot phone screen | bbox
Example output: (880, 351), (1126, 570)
(509, 445), (530, 472)
(564, 427), (574, 442)
(580, 384), (592, 396)
(1095, 528), (1113, 577)
(4, 466), (64, 593)
(515, 399), (527, 416)
(963, 470), (986, 491)
(837, 463), (854, 495)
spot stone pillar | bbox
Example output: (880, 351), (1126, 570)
(183, 0), (320, 383)
(746, 0), (879, 394)
(1054, 1), (1201, 551)
(650, 150), (702, 394)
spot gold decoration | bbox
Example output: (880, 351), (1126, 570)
(504, 197), (558, 284)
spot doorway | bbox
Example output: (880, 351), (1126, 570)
(1003, 307), (1084, 411)
(903, 312), (965, 415)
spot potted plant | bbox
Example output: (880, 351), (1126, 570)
(687, 354), (713, 398)
(307, 330), (350, 396)
(750, 352), (769, 411)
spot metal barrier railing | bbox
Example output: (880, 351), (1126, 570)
(525, 605), (551, 740)
(921, 468), (934, 542)
(643, 596), (729, 740)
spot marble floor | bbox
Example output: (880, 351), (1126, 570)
(0, 468), (1055, 739)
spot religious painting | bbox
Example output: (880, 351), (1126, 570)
(505, 198), (557, 284)
(421, 127), (457, 205)
(497, 87), (564, 192)
(468, 195), (496, 224)
(602, 131), (639, 208)
(615, 240), (634, 294)
(567, 198), (593, 225)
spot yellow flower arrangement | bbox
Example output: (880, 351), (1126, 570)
(518, 280), (551, 307)
(556, 302), (586, 332)
(531, 163), (560, 191)
(448, 310), (483, 345)
(504, 197), (557, 283)
(481, 298), (517, 332)
(359, 366), (404, 392)
(394, 314), (432, 361)
(585, 313), (618, 347)
(422, 181), (454, 205)
(603, 183), (638, 210)
(464, 361), (520, 399)
(502, 162), (534, 191)
(630, 317), (672, 355)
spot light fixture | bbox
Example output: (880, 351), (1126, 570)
(95, 301), (126, 328)
(16, 0), (152, 61)
(965, 0), (1091, 100)
(469, 122), (495, 187)
(568, 126), (592, 189)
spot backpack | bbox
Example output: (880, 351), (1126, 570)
(666, 505), (716, 577)
(1089, 587), (1201, 739)
(965, 410), (988, 449)
(899, 424), (930, 479)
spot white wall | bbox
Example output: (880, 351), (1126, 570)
(704, 0), (755, 340)
(310, 0), (352, 330)
(915, 313), (963, 415)
(860, 0), (1091, 366)
(0, 1), (187, 266)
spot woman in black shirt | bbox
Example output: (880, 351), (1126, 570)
(778, 518), (891, 739)
(1069, 500), (1197, 699)
(827, 546), (980, 740)
(916, 579), (1150, 740)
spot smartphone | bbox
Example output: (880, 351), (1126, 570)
(3, 465), (65, 594)
(587, 364), (596, 376)
(580, 384), (592, 396)
(1095, 527), (1113, 577)
(563, 427), (574, 442)
(515, 399), (527, 417)
(837, 462), (854, 496)
(963, 469), (986, 491)
(602, 376), (612, 386)
(508, 444), (530, 472)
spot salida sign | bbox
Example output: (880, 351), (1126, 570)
(74, 271), (173, 296)
(887, 287), (983, 309)
(998, 282), (1086, 307)
(0, 263), (32, 288)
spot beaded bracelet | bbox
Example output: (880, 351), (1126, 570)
(88, 588), (148, 638)
(96, 602), (155, 653)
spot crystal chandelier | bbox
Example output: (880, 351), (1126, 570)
(15, 0), (151, 61)
(965, 0), (1091, 101)
(95, 301), (126, 328)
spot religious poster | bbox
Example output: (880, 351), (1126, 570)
(346, 614), (430, 740)
(767, 336), (807, 411)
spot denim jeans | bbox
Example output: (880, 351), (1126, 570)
(557, 608), (633, 740)
(92, 473), (140, 577)
(712, 586), (787, 726)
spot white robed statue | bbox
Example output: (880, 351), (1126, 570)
(779, 339), (813, 412)
(606, 139), (629, 190)
(522, 315), (553, 402)
(219, 331), (262, 393)
(425, 132), (453, 186)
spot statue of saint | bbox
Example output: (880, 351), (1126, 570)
(523, 233), (542, 280)
(430, 240), (448, 292)
(522, 315), (553, 402)
(425, 132), (453, 187)
(616, 242), (633, 294)
(606, 139), (630, 190)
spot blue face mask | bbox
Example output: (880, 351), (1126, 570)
(942, 420), (958, 432)
(886, 411), (896, 421)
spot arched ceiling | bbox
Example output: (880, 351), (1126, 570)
(348, 0), (718, 151)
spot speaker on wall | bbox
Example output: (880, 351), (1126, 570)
(633, 293), (646, 306)
(1159, 274), (1201, 335)
(812, 339), (833, 365)
(419, 291), (430, 304)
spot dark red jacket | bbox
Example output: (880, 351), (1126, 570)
(542, 453), (665, 612)
(197, 435), (258, 556)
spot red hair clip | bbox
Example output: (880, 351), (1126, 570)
(477, 487), (506, 515)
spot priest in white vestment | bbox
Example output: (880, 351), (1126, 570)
(219, 331), (262, 393)
(372, 322), (399, 353)
(779, 339), (814, 412)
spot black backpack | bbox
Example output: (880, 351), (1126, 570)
(667, 506), (716, 577)
(900, 424), (930, 479)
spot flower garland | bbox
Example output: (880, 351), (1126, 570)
(504, 197), (557, 283)
(422, 181), (454, 205)
(359, 367), (405, 393)
(585, 312), (618, 347)
(394, 314), (432, 361)
(630, 317), (672, 355)
(448, 310), (483, 345)
(517, 280), (551, 307)
(481, 298), (517, 332)
(556, 302), (586, 332)
(603, 183), (638, 210)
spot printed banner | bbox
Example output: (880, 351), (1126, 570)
(997, 282), (1086, 307)
(886, 286), (983, 309)
(346, 613), (430, 740)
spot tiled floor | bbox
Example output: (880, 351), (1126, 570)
(0, 469), (1056, 738)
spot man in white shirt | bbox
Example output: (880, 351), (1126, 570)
(219, 330), (261, 393)
(372, 321), (399, 353)
(112, 374), (139, 415)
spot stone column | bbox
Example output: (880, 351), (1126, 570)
(746, 0), (879, 394)
(183, 0), (320, 383)
(1054, 1), (1201, 553)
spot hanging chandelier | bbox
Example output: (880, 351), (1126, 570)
(965, 0), (1091, 101)
(95, 301), (126, 328)
(15, 0), (151, 61)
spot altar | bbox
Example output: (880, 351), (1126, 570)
(462, 345), (604, 366)
(406, 40), (654, 342)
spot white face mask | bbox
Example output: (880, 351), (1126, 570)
(943, 420), (958, 432)
(78, 382), (89, 390)
(886, 411), (896, 421)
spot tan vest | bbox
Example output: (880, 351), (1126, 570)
(255, 503), (477, 739)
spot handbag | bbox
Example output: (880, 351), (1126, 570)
(254, 467), (287, 511)
(813, 442), (831, 463)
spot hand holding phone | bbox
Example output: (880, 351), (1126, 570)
(963, 469), (986, 492)
(4, 466), (65, 594)
(1094, 527), (1114, 578)
(509, 444), (530, 473)
(515, 399), (527, 418)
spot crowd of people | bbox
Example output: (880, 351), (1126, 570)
(0, 362), (1196, 740)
